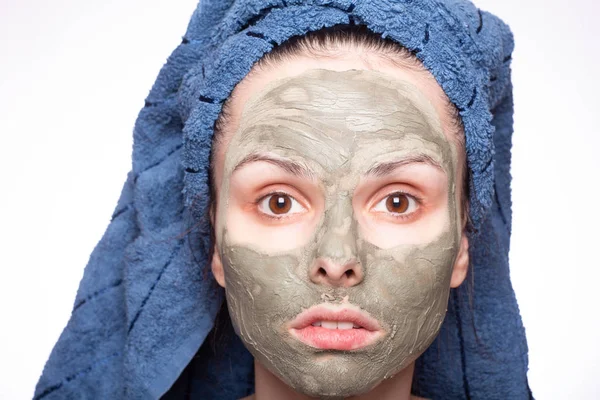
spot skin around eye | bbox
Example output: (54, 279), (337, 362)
(257, 192), (307, 218)
(371, 192), (419, 219)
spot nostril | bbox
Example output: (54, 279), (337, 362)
(310, 259), (363, 286)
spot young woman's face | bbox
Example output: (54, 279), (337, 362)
(210, 53), (469, 398)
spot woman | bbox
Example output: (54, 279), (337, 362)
(35, 1), (531, 399)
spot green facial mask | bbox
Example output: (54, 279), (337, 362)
(215, 69), (461, 398)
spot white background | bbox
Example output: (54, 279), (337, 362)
(1, 0), (598, 398)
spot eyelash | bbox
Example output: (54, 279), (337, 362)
(254, 191), (306, 221)
(370, 190), (423, 222)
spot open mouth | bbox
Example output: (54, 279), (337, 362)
(288, 305), (384, 351)
(309, 321), (362, 329)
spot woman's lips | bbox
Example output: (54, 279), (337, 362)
(288, 305), (384, 351)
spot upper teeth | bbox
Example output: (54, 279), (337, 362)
(311, 321), (361, 329)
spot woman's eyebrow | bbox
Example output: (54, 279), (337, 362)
(365, 154), (444, 177)
(232, 153), (316, 180)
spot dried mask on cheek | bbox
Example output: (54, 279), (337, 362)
(214, 69), (462, 398)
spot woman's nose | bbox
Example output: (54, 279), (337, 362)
(310, 194), (363, 287)
(309, 257), (364, 287)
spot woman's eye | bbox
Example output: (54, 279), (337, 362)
(257, 193), (306, 217)
(372, 192), (418, 215)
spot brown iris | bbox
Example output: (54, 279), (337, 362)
(386, 193), (410, 213)
(268, 194), (292, 214)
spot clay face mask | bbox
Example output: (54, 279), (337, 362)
(215, 69), (461, 398)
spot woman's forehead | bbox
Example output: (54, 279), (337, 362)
(212, 55), (462, 192)
(217, 53), (456, 160)
(237, 70), (450, 159)
(217, 69), (458, 197)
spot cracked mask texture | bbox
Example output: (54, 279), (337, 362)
(215, 69), (462, 398)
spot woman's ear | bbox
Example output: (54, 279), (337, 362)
(450, 232), (469, 288)
(211, 245), (226, 288)
(210, 201), (226, 288)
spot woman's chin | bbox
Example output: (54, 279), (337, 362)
(257, 353), (392, 399)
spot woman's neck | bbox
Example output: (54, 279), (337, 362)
(249, 359), (416, 400)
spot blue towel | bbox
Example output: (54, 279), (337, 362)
(35, 1), (531, 399)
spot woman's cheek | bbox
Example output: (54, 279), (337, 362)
(224, 205), (319, 252)
(355, 204), (451, 249)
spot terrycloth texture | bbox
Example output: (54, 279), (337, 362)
(35, 1), (531, 399)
